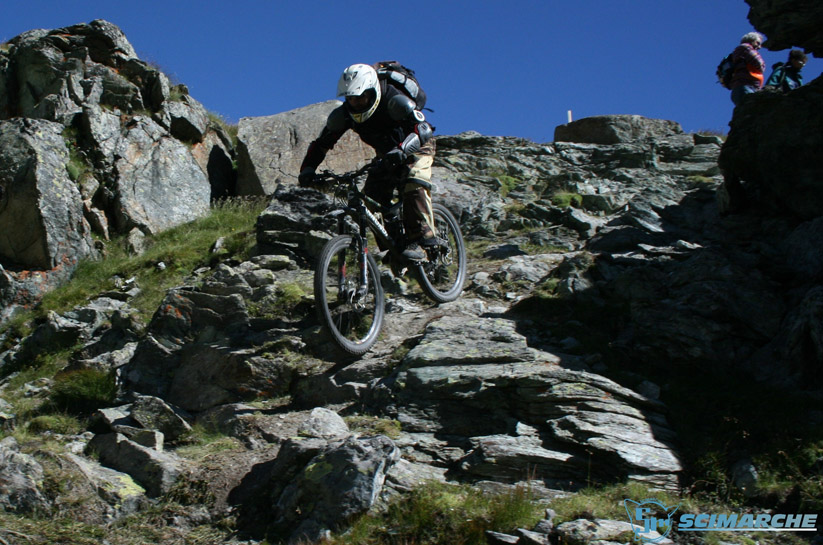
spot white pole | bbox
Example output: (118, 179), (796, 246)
(567, 110), (573, 124)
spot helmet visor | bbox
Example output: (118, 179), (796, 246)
(345, 90), (376, 113)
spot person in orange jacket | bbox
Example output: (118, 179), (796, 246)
(729, 32), (766, 106)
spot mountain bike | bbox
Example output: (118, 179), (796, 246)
(311, 160), (467, 356)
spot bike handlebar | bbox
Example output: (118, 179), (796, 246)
(313, 157), (396, 188)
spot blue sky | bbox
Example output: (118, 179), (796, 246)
(3, 1), (821, 142)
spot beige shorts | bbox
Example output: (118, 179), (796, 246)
(406, 139), (436, 188)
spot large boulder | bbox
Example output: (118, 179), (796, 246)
(271, 435), (399, 543)
(5, 20), (141, 122)
(747, 0), (823, 57)
(236, 101), (374, 195)
(718, 78), (823, 219)
(86, 432), (185, 497)
(0, 438), (50, 514)
(0, 118), (96, 269)
(0, 20), (240, 324)
(554, 115), (684, 145)
(121, 262), (305, 412)
(386, 315), (683, 490)
(232, 428), (399, 543)
(111, 116), (211, 234)
(58, 453), (147, 522)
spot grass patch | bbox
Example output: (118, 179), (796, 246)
(344, 415), (402, 439)
(659, 365), (823, 512)
(695, 128), (727, 140)
(168, 84), (186, 102)
(174, 423), (243, 462)
(496, 175), (521, 198)
(533, 278), (561, 299)
(0, 513), (107, 544)
(550, 191), (583, 208)
(0, 345), (78, 410)
(327, 481), (543, 545)
(549, 481), (689, 524)
(62, 126), (92, 182)
(26, 413), (84, 435)
(49, 368), (118, 414)
(0, 502), (235, 544)
(248, 281), (311, 320)
(465, 238), (502, 261)
(686, 175), (716, 185)
(272, 282), (308, 313)
(30, 197), (267, 323)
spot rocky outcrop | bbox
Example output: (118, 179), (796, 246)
(0, 20), (237, 322)
(433, 121), (720, 239)
(719, 78), (823, 220)
(1, 296), (138, 374)
(382, 315), (682, 491)
(722, 0), (823, 221)
(708, 0), (823, 382)
(0, 437), (50, 514)
(110, 115), (211, 234)
(236, 101), (374, 195)
(120, 261), (313, 412)
(4, 106), (823, 542)
(0, 118), (96, 270)
(86, 432), (185, 497)
(747, 0), (823, 57)
(554, 115), (684, 145)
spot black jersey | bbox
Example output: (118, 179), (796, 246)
(301, 82), (428, 171)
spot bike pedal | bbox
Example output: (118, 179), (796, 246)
(390, 262), (408, 278)
(422, 236), (448, 249)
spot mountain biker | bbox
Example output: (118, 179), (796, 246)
(298, 63), (436, 261)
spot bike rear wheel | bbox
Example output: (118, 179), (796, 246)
(314, 235), (385, 356)
(416, 203), (467, 303)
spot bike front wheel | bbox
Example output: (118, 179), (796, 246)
(416, 203), (467, 303)
(314, 235), (385, 356)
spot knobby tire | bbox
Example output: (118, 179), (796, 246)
(314, 234), (385, 356)
(416, 203), (467, 303)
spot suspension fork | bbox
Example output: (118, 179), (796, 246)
(337, 205), (371, 303)
(356, 211), (370, 300)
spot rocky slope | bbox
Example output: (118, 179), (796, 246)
(1, 6), (823, 545)
(0, 109), (798, 544)
(0, 20), (235, 321)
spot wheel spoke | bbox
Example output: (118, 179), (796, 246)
(314, 235), (385, 355)
(416, 204), (466, 303)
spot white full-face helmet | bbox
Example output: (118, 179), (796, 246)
(337, 63), (381, 123)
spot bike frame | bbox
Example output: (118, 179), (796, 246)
(312, 161), (466, 354)
(327, 168), (404, 303)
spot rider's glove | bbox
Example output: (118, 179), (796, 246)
(298, 168), (317, 187)
(383, 148), (407, 168)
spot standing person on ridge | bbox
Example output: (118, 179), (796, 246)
(298, 63), (436, 261)
(729, 32), (766, 106)
(765, 49), (807, 92)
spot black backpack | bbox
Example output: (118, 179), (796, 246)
(716, 53), (736, 89)
(373, 61), (427, 110)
